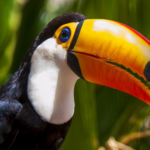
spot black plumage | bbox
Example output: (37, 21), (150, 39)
(0, 13), (87, 150)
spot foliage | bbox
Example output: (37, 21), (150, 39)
(0, 0), (150, 149)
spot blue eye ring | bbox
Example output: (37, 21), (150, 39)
(59, 28), (71, 43)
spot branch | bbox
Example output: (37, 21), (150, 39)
(98, 137), (135, 150)
(120, 130), (150, 144)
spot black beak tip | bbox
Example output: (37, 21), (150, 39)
(144, 61), (150, 82)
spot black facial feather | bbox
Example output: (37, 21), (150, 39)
(0, 13), (88, 150)
(33, 12), (88, 50)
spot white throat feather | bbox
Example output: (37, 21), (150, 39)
(27, 38), (78, 124)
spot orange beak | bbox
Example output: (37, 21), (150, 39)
(55, 19), (150, 104)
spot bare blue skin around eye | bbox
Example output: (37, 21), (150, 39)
(59, 28), (71, 43)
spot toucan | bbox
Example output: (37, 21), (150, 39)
(0, 12), (150, 150)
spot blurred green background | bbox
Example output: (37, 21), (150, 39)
(0, 0), (150, 149)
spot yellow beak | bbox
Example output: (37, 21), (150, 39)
(55, 19), (150, 104)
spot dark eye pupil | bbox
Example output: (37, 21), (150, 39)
(60, 30), (68, 38)
(59, 27), (71, 43)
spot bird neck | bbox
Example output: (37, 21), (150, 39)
(27, 38), (78, 124)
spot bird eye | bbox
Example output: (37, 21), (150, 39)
(59, 28), (71, 43)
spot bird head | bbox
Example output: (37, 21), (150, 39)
(53, 14), (150, 104)
(27, 13), (150, 124)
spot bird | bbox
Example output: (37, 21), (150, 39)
(0, 12), (150, 150)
